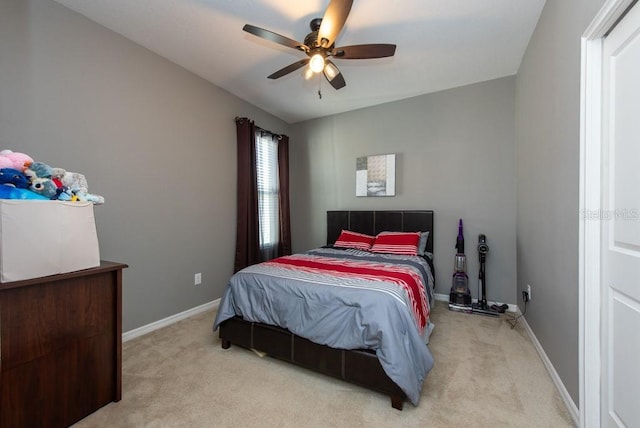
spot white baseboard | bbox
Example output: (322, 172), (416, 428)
(122, 298), (220, 343)
(434, 292), (448, 302)
(519, 315), (580, 427)
(435, 292), (578, 426)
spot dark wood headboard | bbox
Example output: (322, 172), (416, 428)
(327, 210), (434, 253)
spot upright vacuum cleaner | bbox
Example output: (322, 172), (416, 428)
(448, 222), (501, 317)
(471, 234), (499, 317)
(448, 219), (472, 313)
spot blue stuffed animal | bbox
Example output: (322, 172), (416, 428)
(0, 185), (48, 200)
(24, 161), (53, 181)
(29, 177), (72, 201)
(0, 168), (30, 188)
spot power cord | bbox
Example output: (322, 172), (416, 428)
(506, 290), (529, 329)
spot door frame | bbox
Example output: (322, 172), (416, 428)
(579, 0), (635, 426)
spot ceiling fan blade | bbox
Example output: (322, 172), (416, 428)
(243, 24), (308, 52)
(268, 59), (310, 79)
(331, 44), (396, 59)
(317, 0), (353, 48)
(323, 60), (346, 90)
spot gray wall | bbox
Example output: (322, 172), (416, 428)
(0, 0), (289, 332)
(290, 77), (517, 305)
(0, 0), (607, 410)
(515, 0), (606, 405)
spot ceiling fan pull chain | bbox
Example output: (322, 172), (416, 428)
(318, 75), (322, 99)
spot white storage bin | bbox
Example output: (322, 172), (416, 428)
(0, 200), (100, 282)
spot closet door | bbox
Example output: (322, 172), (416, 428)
(600, 2), (640, 426)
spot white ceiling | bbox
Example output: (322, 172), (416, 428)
(52, 0), (545, 124)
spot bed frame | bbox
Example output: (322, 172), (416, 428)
(219, 210), (434, 410)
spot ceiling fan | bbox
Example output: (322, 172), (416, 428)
(243, 0), (396, 90)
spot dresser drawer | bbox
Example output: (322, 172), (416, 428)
(0, 273), (114, 368)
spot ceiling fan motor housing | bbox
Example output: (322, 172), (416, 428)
(310, 18), (322, 32)
(304, 30), (319, 49)
(306, 18), (333, 49)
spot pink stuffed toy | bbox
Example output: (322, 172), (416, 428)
(0, 156), (13, 169)
(0, 150), (34, 172)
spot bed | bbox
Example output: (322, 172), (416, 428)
(214, 210), (435, 410)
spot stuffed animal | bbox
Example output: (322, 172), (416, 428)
(0, 168), (30, 188)
(29, 177), (72, 201)
(0, 156), (13, 169)
(0, 156), (104, 204)
(0, 186), (49, 201)
(0, 185), (49, 200)
(51, 167), (104, 204)
(51, 168), (87, 193)
(0, 150), (34, 172)
(29, 177), (58, 198)
(79, 192), (104, 204)
(24, 161), (54, 181)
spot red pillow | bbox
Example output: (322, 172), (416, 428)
(370, 231), (421, 255)
(334, 230), (376, 250)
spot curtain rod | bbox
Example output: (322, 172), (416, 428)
(235, 116), (285, 140)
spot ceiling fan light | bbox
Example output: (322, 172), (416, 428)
(309, 53), (325, 73)
(304, 68), (315, 80)
(324, 62), (339, 81)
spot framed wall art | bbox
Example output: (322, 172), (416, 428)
(355, 153), (396, 197)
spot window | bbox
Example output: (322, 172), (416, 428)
(234, 117), (290, 272)
(255, 130), (280, 259)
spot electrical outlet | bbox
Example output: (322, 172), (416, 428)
(194, 273), (202, 285)
(527, 284), (532, 301)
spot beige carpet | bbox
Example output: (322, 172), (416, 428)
(74, 301), (575, 427)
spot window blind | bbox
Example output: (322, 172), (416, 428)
(256, 131), (280, 253)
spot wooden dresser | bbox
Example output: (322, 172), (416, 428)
(0, 261), (127, 427)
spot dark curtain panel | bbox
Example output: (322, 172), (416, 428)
(277, 135), (292, 257)
(234, 117), (260, 272)
(234, 117), (292, 272)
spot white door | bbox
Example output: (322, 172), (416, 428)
(601, 3), (640, 426)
